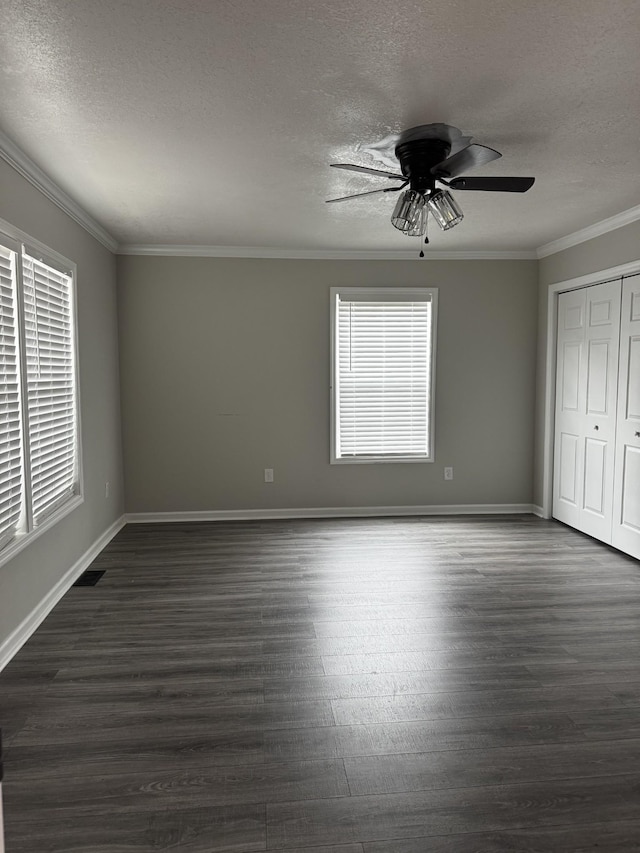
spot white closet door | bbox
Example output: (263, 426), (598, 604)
(553, 280), (622, 542)
(612, 275), (640, 559)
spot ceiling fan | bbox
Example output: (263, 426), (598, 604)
(327, 123), (534, 253)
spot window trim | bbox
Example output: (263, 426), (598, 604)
(330, 286), (438, 465)
(0, 216), (84, 569)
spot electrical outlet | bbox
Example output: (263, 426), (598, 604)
(264, 468), (274, 483)
(105, 481), (110, 498)
(444, 467), (454, 481)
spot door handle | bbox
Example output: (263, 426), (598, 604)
(593, 425), (599, 430)
(636, 431), (640, 438)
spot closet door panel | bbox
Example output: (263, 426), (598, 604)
(553, 280), (622, 542)
(558, 431), (579, 505)
(553, 290), (586, 530)
(583, 437), (607, 516)
(612, 275), (640, 558)
(586, 340), (611, 415)
(627, 336), (640, 417)
(580, 281), (621, 541)
(621, 446), (640, 531)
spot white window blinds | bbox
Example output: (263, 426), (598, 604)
(22, 253), (77, 522)
(0, 225), (80, 561)
(334, 289), (436, 460)
(0, 244), (24, 545)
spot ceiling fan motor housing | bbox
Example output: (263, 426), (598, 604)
(395, 137), (451, 194)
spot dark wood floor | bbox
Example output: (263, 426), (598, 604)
(1, 515), (640, 851)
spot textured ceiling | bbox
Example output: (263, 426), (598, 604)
(1, 0), (640, 252)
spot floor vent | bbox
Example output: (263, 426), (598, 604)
(73, 570), (106, 587)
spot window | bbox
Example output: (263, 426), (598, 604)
(0, 223), (81, 559)
(330, 287), (437, 463)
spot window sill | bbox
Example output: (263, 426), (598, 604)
(0, 493), (84, 570)
(331, 456), (434, 465)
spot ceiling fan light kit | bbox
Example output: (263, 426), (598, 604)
(328, 123), (534, 253)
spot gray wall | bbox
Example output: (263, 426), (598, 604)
(118, 256), (538, 512)
(0, 160), (124, 650)
(533, 220), (640, 507)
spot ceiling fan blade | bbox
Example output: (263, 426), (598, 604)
(331, 163), (404, 180)
(448, 176), (535, 193)
(326, 184), (406, 203)
(431, 143), (502, 178)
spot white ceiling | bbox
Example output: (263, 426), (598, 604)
(1, 0), (640, 253)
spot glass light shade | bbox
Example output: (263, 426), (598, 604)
(427, 190), (464, 231)
(391, 190), (425, 233)
(405, 204), (427, 237)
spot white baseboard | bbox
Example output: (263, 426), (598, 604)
(0, 515), (126, 672)
(125, 504), (534, 523)
(532, 504), (548, 518)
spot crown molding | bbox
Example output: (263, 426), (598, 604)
(536, 203), (640, 259)
(117, 244), (537, 260)
(0, 130), (118, 252)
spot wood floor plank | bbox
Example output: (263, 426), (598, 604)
(526, 660), (640, 684)
(312, 617), (496, 638)
(266, 773), (640, 847)
(487, 623), (640, 645)
(77, 620), (318, 641)
(49, 654), (324, 682)
(6, 726), (267, 773)
(563, 639), (640, 662)
(272, 848), (363, 853)
(13, 698), (335, 742)
(605, 682), (640, 706)
(5, 803), (267, 852)
(344, 738), (640, 795)
(5, 758), (350, 810)
(264, 713), (586, 762)
(263, 666), (541, 703)
(308, 604), (479, 621)
(265, 632), (515, 657)
(361, 820), (640, 852)
(331, 684), (621, 726)
(37, 673), (266, 704)
(321, 645), (577, 676)
(568, 706), (640, 740)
